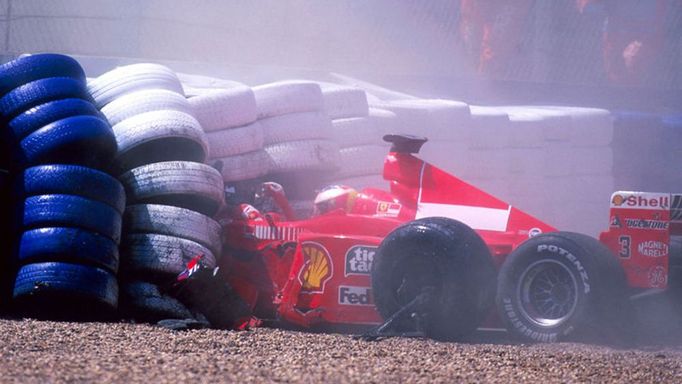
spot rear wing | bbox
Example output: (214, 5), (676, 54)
(600, 191), (680, 289)
(381, 134), (555, 238)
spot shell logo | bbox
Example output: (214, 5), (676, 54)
(299, 242), (333, 293)
(612, 194), (625, 206)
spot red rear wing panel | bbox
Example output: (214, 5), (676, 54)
(600, 191), (671, 289)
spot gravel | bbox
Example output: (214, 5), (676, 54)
(1, 318), (682, 383)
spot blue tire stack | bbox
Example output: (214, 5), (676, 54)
(0, 54), (122, 318)
(0, 170), (10, 310)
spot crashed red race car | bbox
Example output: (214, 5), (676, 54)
(219, 135), (682, 343)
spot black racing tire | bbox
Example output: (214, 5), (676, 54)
(119, 281), (194, 323)
(372, 217), (497, 341)
(17, 227), (119, 273)
(496, 231), (629, 343)
(118, 161), (223, 217)
(15, 115), (117, 170)
(0, 77), (91, 120)
(119, 233), (216, 282)
(0, 54), (85, 97)
(18, 164), (125, 214)
(170, 268), (253, 330)
(21, 194), (122, 243)
(13, 262), (118, 318)
(7, 98), (102, 142)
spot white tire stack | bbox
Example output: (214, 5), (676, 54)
(322, 84), (390, 191)
(89, 64), (208, 173)
(90, 63), (223, 322)
(527, 105), (614, 236)
(344, 100), (478, 186)
(251, 81), (339, 214)
(370, 98), (471, 141)
(187, 86), (264, 183)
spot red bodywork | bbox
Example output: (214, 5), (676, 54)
(221, 148), (679, 329)
(600, 192), (681, 289)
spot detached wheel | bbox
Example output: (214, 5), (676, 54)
(371, 217), (496, 341)
(496, 232), (629, 343)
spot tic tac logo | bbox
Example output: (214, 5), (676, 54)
(345, 245), (376, 276)
(299, 242), (333, 294)
(638, 240), (668, 258)
(611, 193), (669, 210)
(338, 286), (373, 306)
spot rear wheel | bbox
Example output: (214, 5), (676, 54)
(496, 232), (630, 343)
(371, 217), (496, 341)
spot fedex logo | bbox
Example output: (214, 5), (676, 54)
(339, 286), (373, 306)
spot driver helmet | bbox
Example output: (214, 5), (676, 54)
(313, 185), (358, 215)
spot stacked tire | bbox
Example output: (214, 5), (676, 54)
(254, 81), (339, 218)
(323, 83), (392, 191)
(91, 63), (224, 322)
(0, 54), (121, 318)
(371, 99), (471, 184)
(188, 85), (264, 186)
(0, 170), (11, 309)
(89, 64), (207, 173)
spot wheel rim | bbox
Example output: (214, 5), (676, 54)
(518, 259), (578, 328)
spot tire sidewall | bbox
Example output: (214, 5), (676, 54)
(372, 223), (450, 318)
(497, 234), (597, 342)
(372, 218), (496, 340)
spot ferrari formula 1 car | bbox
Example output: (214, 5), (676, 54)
(219, 135), (682, 343)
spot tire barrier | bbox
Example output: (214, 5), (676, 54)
(119, 161), (224, 217)
(118, 281), (194, 323)
(188, 86), (257, 131)
(119, 234), (216, 282)
(88, 63), (227, 324)
(0, 54), (121, 319)
(21, 194), (122, 243)
(111, 110), (208, 174)
(123, 204), (222, 258)
(17, 227), (119, 273)
(320, 84), (369, 120)
(17, 164), (125, 214)
(8, 98), (102, 143)
(87, 63), (184, 108)
(253, 80), (324, 119)
(13, 262), (118, 318)
(260, 111), (332, 146)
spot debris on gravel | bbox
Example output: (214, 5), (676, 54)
(1, 319), (681, 383)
